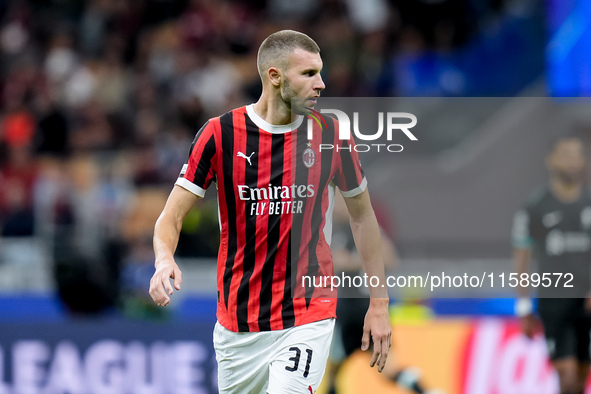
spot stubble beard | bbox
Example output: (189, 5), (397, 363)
(281, 77), (309, 116)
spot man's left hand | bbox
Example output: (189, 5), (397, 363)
(361, 298), (392, 373)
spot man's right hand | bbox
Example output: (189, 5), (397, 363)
(515, 297), (535, 339)
(520, 313), (536, 339)
(149, 260), (183, 306)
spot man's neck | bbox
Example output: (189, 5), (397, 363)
(550, 178), (582, 203)
(252, 92), (293, 125)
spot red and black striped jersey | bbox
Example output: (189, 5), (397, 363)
(176, 105), (366, 332)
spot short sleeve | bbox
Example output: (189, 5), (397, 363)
(512, 209), (532, 249)
(332, 119), (367, 197)
(175, 120), (217, 197)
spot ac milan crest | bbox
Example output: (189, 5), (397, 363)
(303, 146), (315, 168)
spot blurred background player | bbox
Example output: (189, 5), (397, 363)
(326, 191), (443, 394)
(512, 137), (591, 394)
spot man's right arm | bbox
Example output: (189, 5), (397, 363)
(514, 247), (532, 299)
(514, 247), (536, 338)
(149, 185), (200, 306)
(512, 208), (535, 338)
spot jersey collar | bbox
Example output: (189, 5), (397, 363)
(245, 104), (304, 134)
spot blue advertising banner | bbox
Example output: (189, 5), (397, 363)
(0, 320), (218, 394)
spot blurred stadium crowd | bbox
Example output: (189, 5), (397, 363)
(0, 0), (543, 314)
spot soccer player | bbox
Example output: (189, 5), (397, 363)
(512, 137), (591, 394)
(148, 30), (391, 393)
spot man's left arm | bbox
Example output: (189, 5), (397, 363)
(343, 188), (391, 372)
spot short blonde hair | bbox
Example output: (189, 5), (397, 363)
(257, 30), (320, 79)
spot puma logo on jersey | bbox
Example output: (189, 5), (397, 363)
(542, 211), (562, 228)
(237, 151), (255, 166)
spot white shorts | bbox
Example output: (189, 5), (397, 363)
(213, 318), (335, 394)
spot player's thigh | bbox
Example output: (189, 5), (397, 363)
(574, 311), (591, 362)
(268, 318), (335, 394)
(541, 320), (577, 361)
(213, 322), (274, 394)
(539, 299), (578, 361)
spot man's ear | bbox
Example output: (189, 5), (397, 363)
(268, 67), (281, 87)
